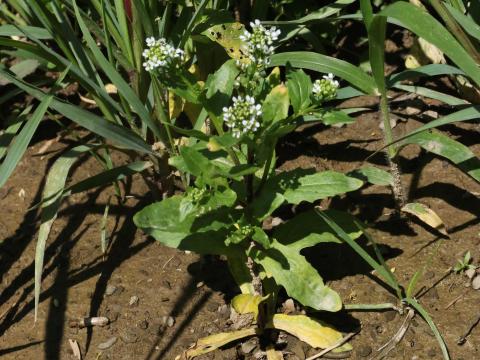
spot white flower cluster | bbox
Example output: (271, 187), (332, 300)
(223, 95), (262, 138)
(239, 19), (281, 67)
(312, 73), (340, 102)
(142, 37), (184, 72)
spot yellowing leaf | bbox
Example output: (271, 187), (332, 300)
(204, 23), (250, 64)
(267, 314), (352, 351)
(401, 202), (448, 236)
(184, 328), (258, 359)
(169, 91), (184, 119)
(231, 293), (265, 319)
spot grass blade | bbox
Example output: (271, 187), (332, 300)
(405, 298), (450, 360)
(377, 2), (480, 87)
(0, 105), (32, 160)
(393, 84), (469, 106)
(34, 144), (95, 321)
(72, 0), (163, 140)
(270, 52), (377, 95)
(0, 97), (52, 188)
(0, 68), (152, 154)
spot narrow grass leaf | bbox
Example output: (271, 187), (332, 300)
(402, 130), (480, 182)
(393, 84), (468, 106)
(405, 298), (450, 360)
(34, 144), (94, 321)
(269, 52), (377, 95)
(0, 97), (52, 188)
(0, 106), (32, 160)
(0, 69), (152, 154)
(72, 1), (163, 140)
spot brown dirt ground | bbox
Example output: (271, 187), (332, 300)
(0, 98), (479, 360)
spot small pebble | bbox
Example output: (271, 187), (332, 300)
(161, 315), (175, 327)
(105, 285), (117, 296)
(98, 337), (117, 350)
(356, 344), (372, 357)
(465, 268), (476, 279)
(472, 275), (480, 290)
(129, 295), (139, 307)
(196, 281), (204, 288)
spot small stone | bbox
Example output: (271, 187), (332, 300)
(472, 275), (480, 290)
(137, 319), (149, 330)
(161, 315), (174, 327)
(241, 339), (257, 354)
(98, 337), (117, 350)
(196, 281), (204, 288)
(405, 106), (421, 115)
(465, 268), (476, 279)
(356, 344), (372, 357)
(105, 285), (117, 296)
(129, 295), (139, 307)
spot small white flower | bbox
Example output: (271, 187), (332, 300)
(142, 37), (184, 72)
(312, 73), (340, 102)
(222, 95), (262, 137)
(239, 19), (281, 69)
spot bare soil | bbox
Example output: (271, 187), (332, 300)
(0, 100), (479, 360)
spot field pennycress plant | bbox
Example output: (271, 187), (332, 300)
(134, 20), (367, 357)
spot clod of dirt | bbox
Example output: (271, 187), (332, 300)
(282, 298), (296, 314)
(137, 319), (149, 330)
(98, 336), (117, 350)
(383, 310), (397, 322)
(472, 275), (480, 290)
(120, 328), (140, 343)
(105, 285), (117, 296)
(129, 295), (139, 307)
(356, 344), (373, 357)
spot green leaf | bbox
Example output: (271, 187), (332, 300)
(0, 25), (52, 39)
(348, 166), (393, 186)
(375, 2), (480, 88)
(251, 239), (342, 311)
(387, 64), (464, 85)
(0, 69), (152, 154)
(204, 59), (240, 121)
(0, 59), (39, 85)
(0, 106), (32, 161)
(402, 130), (480, 182)
(302, 110), (355, 126)
(270, 52), (377, 95)
(262, 84), (289, 124)
(134, 195), (239, 255)
(273, 209), (363, 251)
(34, 144), (95, 322)
(282, 170), (363, 204)
(393, 84), (468, 106)
(72, 0), (164, 140)
(0, 96), (52, 188)
(286, 68), (312, 114)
